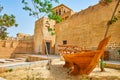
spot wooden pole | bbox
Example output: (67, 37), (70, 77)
(100, 0), (120, 72)
(104, 0), (120, 38)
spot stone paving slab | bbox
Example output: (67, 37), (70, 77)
(0, 60), (48, 73)
(105, 61), (120, 69)
(0, 60), (11, 63)
(105, 61), (120, 64)
(0, 58), (26, 64)
(0, 77), (6, 80)
(0, 60), (48, 68)
(29, 54), (60, 59)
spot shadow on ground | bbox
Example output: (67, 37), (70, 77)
(49, 60), (120, 80)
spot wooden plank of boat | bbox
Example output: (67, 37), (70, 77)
(59, 36), (111, 75)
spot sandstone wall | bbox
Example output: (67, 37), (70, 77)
(0, 40), (33, 58)
(107, 42), (120, 61)
(34, 17), (55, 54)
(34, 18), (44, 54)
(55, 1), (120, 60)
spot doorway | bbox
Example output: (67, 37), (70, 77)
(45, 42), (51, 54)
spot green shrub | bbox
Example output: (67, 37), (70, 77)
(99, 59), (106, 68)
(7, 68), (13, 72)
(99, 0), (113, 4)
(106, 0), (112, 3)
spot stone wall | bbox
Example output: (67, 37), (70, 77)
(34, 17), (55, 54)
(55, 1), (120, 61)
(0, 40), (33, 58)
(107, 42), (120, 61)
(17, 33), (33, 40)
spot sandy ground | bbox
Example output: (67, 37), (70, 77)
(0, 58), (120, 80)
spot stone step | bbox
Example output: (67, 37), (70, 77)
(13, 53), (30, 58)
(105, 61), (120, 69)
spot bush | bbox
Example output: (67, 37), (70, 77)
(7, 68), (13, 72)
(99, 0), (113, 5)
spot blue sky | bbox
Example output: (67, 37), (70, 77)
(0, 0), (99, 37)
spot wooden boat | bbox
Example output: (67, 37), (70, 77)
(58, 36), (111, 75)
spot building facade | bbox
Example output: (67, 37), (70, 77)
(34, 17), (55, 54)
(0, 1), (120, 61)
(33, 4), (74, 54)
(54, 1), (120, 61)
(53, 4), (75, 21)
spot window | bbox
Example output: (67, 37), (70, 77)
(59, 9), (61, 15)
(64, 10), (66, 13)
(56, 11), (58, 15)
(65, 16), (69, 20)
(63, 40), (67, 45)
